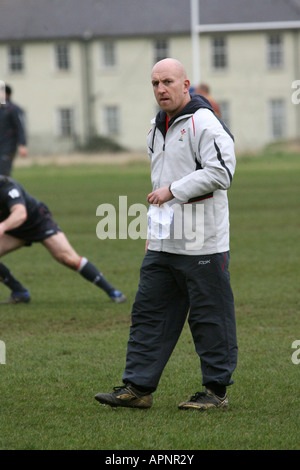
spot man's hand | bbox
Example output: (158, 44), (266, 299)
(18, 145), (28, 158)
(147, 185), (174, 206)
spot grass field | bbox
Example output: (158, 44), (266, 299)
(0, 152), (299, 450)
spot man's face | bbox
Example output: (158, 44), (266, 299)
(151, 61), (190, 119)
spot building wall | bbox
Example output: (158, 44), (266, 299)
(193, 30), (300, 152)
(0, 29), (299, 155)
(90, 37), (156, 151)
(1, 40), (86, 153)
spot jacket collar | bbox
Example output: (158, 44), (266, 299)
(154, 94), (214, 136)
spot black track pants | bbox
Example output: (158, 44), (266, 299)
(122, 250), (238, 391)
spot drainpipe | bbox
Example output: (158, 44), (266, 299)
(81, 30), (94, 146)
(294, 29), (300, 139)
(190, 0), (201, 86)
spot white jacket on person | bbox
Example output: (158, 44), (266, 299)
(147, 94), (236, 256)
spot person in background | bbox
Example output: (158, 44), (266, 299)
(0, 176), (126, 304)
(0, 84), (28, 176)
(195, 83), (221, 118)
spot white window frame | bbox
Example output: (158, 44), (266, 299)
(103, 105), (120, 136)
(267, 33), (284, 69)
(101, 41), (117, 68)
(56, 108), (75, 137)
(211, 36), (227, 70)
(7, 44), (24, 73)
(154, 39), (169, 64)
(269, 99), (286, 140)
(219, 101), (231, 129)
(54, 43), (71, 71)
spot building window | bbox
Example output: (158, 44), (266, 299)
(219, 101), (231, 128)
(55, 43), (71, 70)
(267, 34), (283, 69)
(269, 99), (285, 139)
(102, 41), (116, 68)
(8, 45), (24, 73)
(211, 37), (227, 70)
(104, 106), (120, 135)
(154, 39), (169, 63)
(57, 108), (74, 137)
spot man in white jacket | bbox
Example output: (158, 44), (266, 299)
(95, 58), (238, 410)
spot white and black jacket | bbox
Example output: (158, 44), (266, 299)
(147, 94), (236, 256)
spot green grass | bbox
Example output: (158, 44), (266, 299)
(0, 152), (299, 450)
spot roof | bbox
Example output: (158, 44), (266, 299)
(201, 0), (300, 25)
(0, 0), (300, 41)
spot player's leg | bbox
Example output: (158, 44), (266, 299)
(41, 231), (81, 268)
(0, 233), (26, 257)
(0, 234), (30, 303)
(122, 251), (190, 391)
(0, 154), (14, 176)
(42, 232), (126, 302)
(178, 252), (237, 410)
(95, 251), (190, 408)
(187, 252), (237, 391)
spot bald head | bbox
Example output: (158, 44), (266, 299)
(152, 58), (187, 79)
(151, 58), (191, 119)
